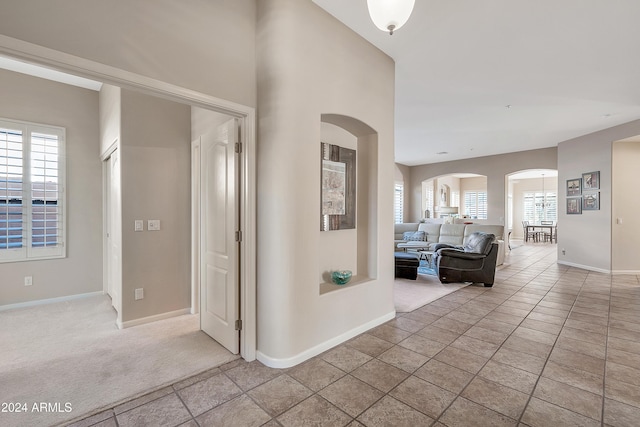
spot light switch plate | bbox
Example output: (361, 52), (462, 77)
(148, 220), (161, 231)
(134, 220), (144, 231)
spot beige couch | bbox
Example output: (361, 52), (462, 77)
(394, 222), (507, 266)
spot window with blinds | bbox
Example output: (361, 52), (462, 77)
(464, 191), (488, 219)
(523, 192), (557, 223)
(424, 180), (434, 218)
(394, 183), (404, 224)
(0, 119), (65, 262)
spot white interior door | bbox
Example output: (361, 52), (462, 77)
(106, 149), (122, 316)
(200, 118), (240, 354)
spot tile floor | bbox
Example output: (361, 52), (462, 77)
(69, 243), (640, 427)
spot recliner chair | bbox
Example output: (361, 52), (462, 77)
(433, 231), (498, 287)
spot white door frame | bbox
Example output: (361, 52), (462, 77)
(0, 35), (257, 361)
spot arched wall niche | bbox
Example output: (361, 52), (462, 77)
(319, 114), (378, 294)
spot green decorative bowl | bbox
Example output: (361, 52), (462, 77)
(331, 270), (352, 285)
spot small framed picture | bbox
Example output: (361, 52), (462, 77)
(566, 178), (582, 196)
(567, 197), (582, 214)
(582, 171), (600, 190)
(583, 191), (600, 210)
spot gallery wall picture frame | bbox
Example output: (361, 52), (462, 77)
(566, 178), (582, 196)
(582, 191), (600, 210)
(567, 197), (582, 214)
(321, 142), (356, 231)
(582, 171), (600, 190)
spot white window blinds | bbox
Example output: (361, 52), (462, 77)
(523, 191), (557, 223)
(0, 119), (65, 262)
(394, 183), (404, 224)
(464, 191), (487, 219)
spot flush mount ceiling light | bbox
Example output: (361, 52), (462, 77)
(367, 0), (415, 35)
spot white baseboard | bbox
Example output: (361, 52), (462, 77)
(611, 270), (640, 275)
(117, 308), (192, 329)
(557, 260), (610, 274)
(256, 310), (396, 369)
(0, 291), (105, 312)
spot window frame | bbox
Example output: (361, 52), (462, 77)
(0, 118), (66, 263)
(394, 182), (404, 224)
(463, 190), (488, 219)
(523, 191), (557, 224)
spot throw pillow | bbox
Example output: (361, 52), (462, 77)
(403, 231), (426, 241)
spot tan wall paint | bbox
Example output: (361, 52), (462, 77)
(0, 0), (257, 108)
(558, 118), (640, 272)
(0, 69), (102, 305)
(119, 90), (191, 322)
(410, 147), (558, 223)
(256, 0), (395, 364)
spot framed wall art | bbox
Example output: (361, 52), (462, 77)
(567, 197), (582, 214)
(582, 171), (600, 190)
(582, 191), (600, 210)
(321, 142), (356, 231)
(566, 178), (582, 196)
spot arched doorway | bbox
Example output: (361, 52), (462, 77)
(506, 169), (558, 243)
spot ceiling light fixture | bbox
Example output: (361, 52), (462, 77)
(367, 0), (415, 35)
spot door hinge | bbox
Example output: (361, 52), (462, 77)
(235, 142), (242, 153)
(235, 230), (242, 242)
(235, 319), (242, 331)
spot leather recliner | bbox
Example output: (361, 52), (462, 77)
(433, 231), (498, 287)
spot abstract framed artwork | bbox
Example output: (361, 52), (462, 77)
(582, 171), (600, 190)
(582, 191), (600, 210)
(321, 142), (356, 231)
(566, 178), (582, 196)
(567, 197), (582, 215)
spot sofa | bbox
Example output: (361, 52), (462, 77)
(394, 221), (506, 266)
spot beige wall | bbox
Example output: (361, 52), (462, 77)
(0, 0), (257, 108)
(0, 69), (102, 306)
(119, 90), (191, 322)
(558, 119), (640, 272)
(256, 0), (395, 365)
(612, 139), (640, 273)
(410, 147), (558, 224)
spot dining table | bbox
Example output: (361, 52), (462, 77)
(525, 223), (555, 242)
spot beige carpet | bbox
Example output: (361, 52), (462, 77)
(0, 295), (239, 427)
(394, 273), (470, 312)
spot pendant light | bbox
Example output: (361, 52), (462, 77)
(367, 0), (415, 35)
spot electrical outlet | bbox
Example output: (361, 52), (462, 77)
(148, 220), (160, 231)
(135, 220), (144, 231)
(24, 276), (33, 286)
(562, 248), (566, 255)
(135, 288), (144, 300)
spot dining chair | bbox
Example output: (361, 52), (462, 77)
(522, 221), (537, 242)
(539, 220), (554, 242)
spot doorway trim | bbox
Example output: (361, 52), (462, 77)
(0, 34), (257, 361)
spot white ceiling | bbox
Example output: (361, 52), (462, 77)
(313, 0), (640, 166)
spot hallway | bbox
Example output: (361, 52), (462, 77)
(70, 243), (640, 426)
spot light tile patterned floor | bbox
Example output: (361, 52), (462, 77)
(69, 243), (640, 427)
